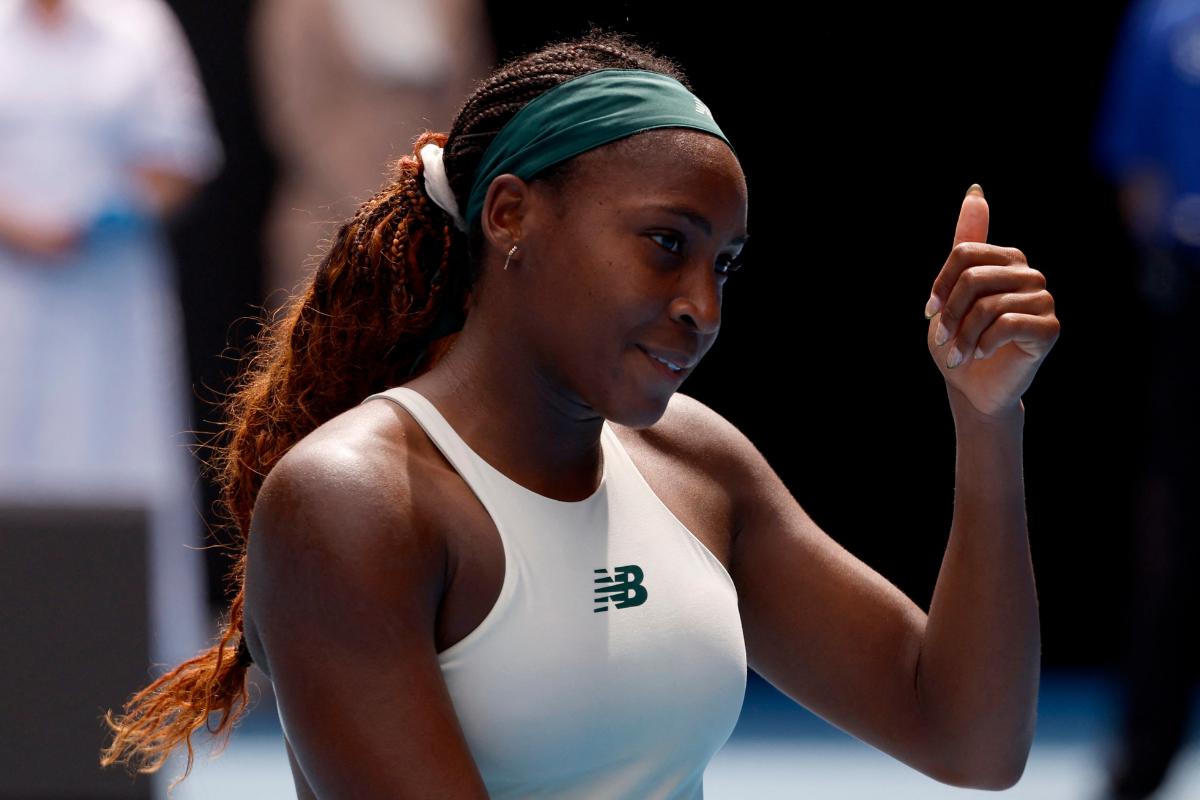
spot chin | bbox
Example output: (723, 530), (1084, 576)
(609, 389), (674, 430)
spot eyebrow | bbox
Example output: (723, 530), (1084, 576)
(648, 203), (750, 246)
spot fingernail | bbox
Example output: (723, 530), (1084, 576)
(935, 320), (950, 347)
(974, 346), (985, 360)
(967, 183), (984, 198)
(924, 293), (942, 319)
(946, 345), (962, 369)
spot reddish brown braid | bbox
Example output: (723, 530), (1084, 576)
(97, 25), (691, 792)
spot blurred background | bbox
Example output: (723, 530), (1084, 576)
(2, 0), (1197, 797)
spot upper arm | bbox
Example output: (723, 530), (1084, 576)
(244, 446), (490, 799)
(668, 394), (960, 785)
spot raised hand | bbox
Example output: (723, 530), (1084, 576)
(924, 185), (1060, 419)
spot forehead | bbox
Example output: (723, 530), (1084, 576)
(554, 126), (748, 231)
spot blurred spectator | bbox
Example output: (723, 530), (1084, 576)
(251, 0), (495, 315)
(1092, 1), (1200, 797)
(0, 0), (223, 668)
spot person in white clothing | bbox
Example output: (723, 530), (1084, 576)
(0, 0), (222, 670)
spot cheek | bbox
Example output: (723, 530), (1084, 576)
(537, 289), (612, 361)
(561, 306), (637, 383)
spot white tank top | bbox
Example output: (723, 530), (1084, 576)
(354, 384), (748, 799)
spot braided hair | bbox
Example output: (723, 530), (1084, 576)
(98, 26), (692, 792)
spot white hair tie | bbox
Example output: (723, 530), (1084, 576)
(419, 142), (468, 233)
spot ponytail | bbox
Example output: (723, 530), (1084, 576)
(98, 129), (468, 790)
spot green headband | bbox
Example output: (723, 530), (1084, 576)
(463, 68), (734, 230)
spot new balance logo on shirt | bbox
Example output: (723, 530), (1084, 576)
(594, 565), (648, 612)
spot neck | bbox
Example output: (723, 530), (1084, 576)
(402, 304), (614, 502)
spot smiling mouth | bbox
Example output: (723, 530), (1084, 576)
(638, 345), (690, 377)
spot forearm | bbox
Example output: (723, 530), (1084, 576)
(0, 201), (79, 257)
(916, 390), (1040, 788)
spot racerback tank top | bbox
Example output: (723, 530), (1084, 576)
(288, 384), (747, 798)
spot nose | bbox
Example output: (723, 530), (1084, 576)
(669, 268), (722, 336)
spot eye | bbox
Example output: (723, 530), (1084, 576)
(650, 232), (744, 277)
(649, 232), (683, 255)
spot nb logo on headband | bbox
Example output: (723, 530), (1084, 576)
(694, 98), (714, 119)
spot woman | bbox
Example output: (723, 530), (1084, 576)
(0, 0), (221, 670)
(100, 28), (1058, 798)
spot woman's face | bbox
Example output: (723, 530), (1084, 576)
(518, 127), (749, 427)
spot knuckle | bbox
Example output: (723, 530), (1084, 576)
(952, 241), (977, 259)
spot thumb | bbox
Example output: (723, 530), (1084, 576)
(952, 183), (989, 248)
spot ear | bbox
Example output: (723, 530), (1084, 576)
(480, 174), (529, 252)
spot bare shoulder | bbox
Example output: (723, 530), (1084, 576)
(257, 394), (449, 526)
(240, 400), (490, 797)
(242, 398), (449, 675)
(635, 391), (747, 460)
(251, 397), (433, 541)
(634, 391), (766, 541)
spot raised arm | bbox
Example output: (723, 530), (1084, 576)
(244, 444), (489, 799)
(914, 388), (1037, 787)
(667, 390), (1033, 789)
(711, 185), (1054, 790)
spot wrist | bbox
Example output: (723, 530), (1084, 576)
(946, 385), (1025, 429)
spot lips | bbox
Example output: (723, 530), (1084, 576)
(639, 345), (697, 369)
(638, 345), (695, 376)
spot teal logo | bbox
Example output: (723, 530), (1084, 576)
(594, 565), (648, 612)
